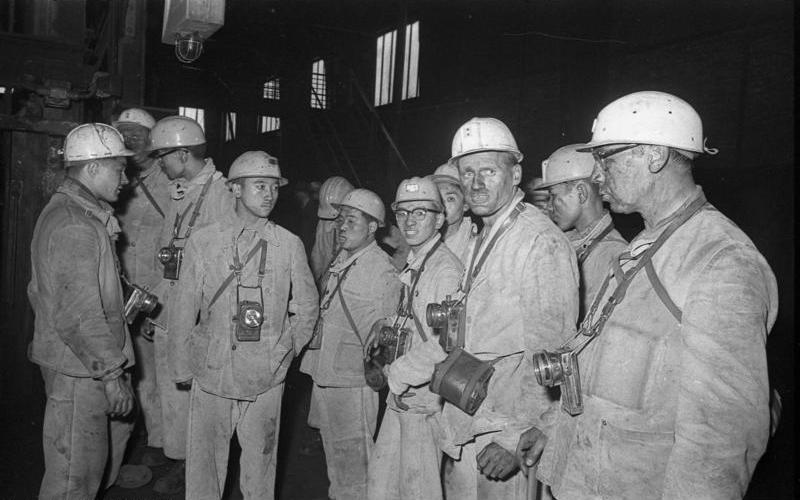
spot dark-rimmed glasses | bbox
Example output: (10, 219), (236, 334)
(394, 207), (441, 222)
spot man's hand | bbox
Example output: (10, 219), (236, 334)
(476, 442), (519, 480)
(515, 426), (548, 476)
(364, 319), (387, 357)
(104, 374), (135, 418)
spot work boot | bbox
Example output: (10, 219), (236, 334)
(139, 446), (170, 467)
(153, 459), (185, 494)
(115, 464), (152, 488)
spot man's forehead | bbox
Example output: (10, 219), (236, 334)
(246, 177), (280, 186)
(437, 183), (463, 196)
(395, 200), (438, 210)
(457, 151), (507, 170)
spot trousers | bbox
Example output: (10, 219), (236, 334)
(132, 331), (162, 447)
(153, 325), (189, 459)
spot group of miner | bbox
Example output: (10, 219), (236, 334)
(28, 90), (779, 500)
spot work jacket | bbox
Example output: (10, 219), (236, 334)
(168, 212), (319, 399)
(117, 162), (171, 289)
(384, 235), (464, 412)
(300, 241), (402, 387)
(442, 217), (477, 265)
(28, 178), (134, 379)
(310, 218), (339, 287)
(538, 188), (779, 499)
(565, 211), (627, 320)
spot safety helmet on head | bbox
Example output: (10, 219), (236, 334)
(112, 108), (156, 130)
(334, 188), (386, 227)
(430, 163), (462, 189)
(147, 115), (206, 153)
(449, 117), (523, 164)
(391, 176), (443, 211)
(62, 123), (134, 165)
(538, 144), (596, 190)
(318, 176), (355, 219)
(579, 91), (718, 155)
(228, 151), (287, 185)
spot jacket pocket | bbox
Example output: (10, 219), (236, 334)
(332, 340), (364, 377)
(598, 421), (674, 499)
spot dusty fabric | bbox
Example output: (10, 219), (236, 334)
(565, 211), (627, 320)
(39, 367), (134, 500)
(186, 383), (283, 500)
(131, 333), (162, 447)
(169, 213), (319, 398)
(310, 384), (378, 500)
(538, 188), (779, 499)
(28, 178), (134, 378)
(300, 241), (401, 387)
(442, 218), (477, 265)
(368, 236), (463, 500)
(150, 325), (189, 459)
(310, 218), (340, 286)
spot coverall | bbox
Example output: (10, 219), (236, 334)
(117, 161), (171, 447)
(442, 217), (477, 265)
(150, 159), (234, 460)
(310, 218), (339, 286)
(169, 213), (318, 499)
(565, 211), (627, 320)
(28, 178), (136, 499)
(538, 188), (779, 499)
(367, 235), (463, 500)
(300, 241), (402, 500)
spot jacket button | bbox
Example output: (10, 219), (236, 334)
(601, 419), (607, 426)
(232, 344), (237, 351)
(130, 242), (136, 247)
(169, 281), (175, 286)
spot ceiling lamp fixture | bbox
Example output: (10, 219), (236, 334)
(175, 31), (204, 63)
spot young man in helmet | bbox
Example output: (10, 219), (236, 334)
(113, 108), (172, 468)
(366, 176), (463, 500)
(145, 115), (234, 493)
(28, 123), (138, 498)
(523, 91), (778, 499)
(300, 188), (402, 500)
(310, 175), (354, 286)
(535, 144), (627, 319)
(431, 163), (476, 264)
(441, 117), (579, 499)
(168, 151), (318, 499)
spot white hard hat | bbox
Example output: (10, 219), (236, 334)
(62, 123), (134, 164)
(538, 144), (596, 190)
(580, 91), (718, 155)
(228, 151), (287, 185)
(334, 188), (386, 227)
(449, 117), (523, 164)
(147, 115), (206, 152)
(113, 108), (156, 130)
(391, 176), (443, 211)
(318, 176), (354, 219)
(430, 163), (462, 188)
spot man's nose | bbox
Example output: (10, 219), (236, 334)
(591, 163), (605, 185)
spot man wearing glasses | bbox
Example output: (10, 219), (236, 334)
(144, 115), (234, 494)
(367, 176), (463, 500)
(524, 91), (778, 499)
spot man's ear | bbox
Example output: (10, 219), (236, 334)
(576, 181), (589, 204)
(368, 220), (379, 236)
(512, 163), (522, 186)
(230, 182), (242, 199)
(85, 160), (100, 178)
(646, 145), (670, 173)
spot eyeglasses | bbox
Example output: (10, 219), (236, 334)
(155, 148), (186, 159)
(394, 207), (441, 221)
(592, 144), (638, 169)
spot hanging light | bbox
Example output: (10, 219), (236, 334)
(174, 31), (204, 63)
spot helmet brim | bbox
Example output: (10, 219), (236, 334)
(228, 175), (288, 187)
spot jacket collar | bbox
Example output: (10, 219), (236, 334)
(627, 186), (706, 258)
(329, 240), (378, 273)
(57, 177), (121, 237)
(227, 210), (281, 247)
(567, 211), (613, 251)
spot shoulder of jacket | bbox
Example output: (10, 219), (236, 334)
(430, 243), (464, 272)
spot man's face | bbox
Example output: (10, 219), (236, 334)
(91, 157), (129, 203)
(457, 152), (521, 219)
(156, 149), (186, 180)
(116, 124), (149, 154)
(590, 145), (649, 214)
(234, 177), (280, 219)
(547, 182), (582, 231)
(394, 200), (444, 250)
(436, 182), (467, 226)
(337, 206), (376, 252)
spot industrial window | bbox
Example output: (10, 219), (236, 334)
(374, 29), (397, 106)
(401, 21), (420, 100)
(178, 106), (205, 131)
(311, 59), (327, 109)
(263, 78), (280, 100)
(225, 112), (237, 141)
(259, 115), (280, 133)
(0, 86), (6, 94)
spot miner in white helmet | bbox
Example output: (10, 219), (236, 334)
(523, 91), (778, 499)
(366, 176), (463, 500)
(168, 151), (318, 499)
(418, 117), (580, 499)
(28, 123), (138, 498)
(536, 144), (627, 319)
(300, 188), (402, 500)
(112, 108), (173, 470)
(430, 162), (477, 264)
(145, 115), (234, 493)
(309, 175), (355, 286)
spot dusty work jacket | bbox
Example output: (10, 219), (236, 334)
(117, 162), (171, 289)
(300, 241), (402, 387)
(565, 211), (627, 320)
(168, 213), (319, 399)
(441, 189), (579, 454)
(384, 235), (464, 412)
(538, 188), (779, 499)
(310, 218), (339, 287)
(28, 178), (134, 379)
(443, 217), (477, 265)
